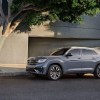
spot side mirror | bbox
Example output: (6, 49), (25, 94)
(66, 53), (72, 57)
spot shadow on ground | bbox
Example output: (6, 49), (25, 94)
(0, 74), (95, 81)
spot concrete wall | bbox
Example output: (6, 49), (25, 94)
(0, 31), (28, 67)
(29, 15), (100, 39)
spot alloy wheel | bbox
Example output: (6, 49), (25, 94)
(96, 66), (100, 77)
(48, 64), (62, 80)
(94, 65), (100, 78)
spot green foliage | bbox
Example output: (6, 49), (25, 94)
(11, 0), (100, 26)
(25, 12), (48, 26)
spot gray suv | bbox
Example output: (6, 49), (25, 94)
(26, 47), (100, 80)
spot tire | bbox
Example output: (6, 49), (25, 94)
(47, 64), (62, 80)
(94, 64), (100, 78)
(76, 73), (84, 78)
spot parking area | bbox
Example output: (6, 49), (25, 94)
(0, 75), (100, 100)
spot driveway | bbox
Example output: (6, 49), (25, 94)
(0, 75), (100, 100)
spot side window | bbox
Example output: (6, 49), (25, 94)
(82, 49), (97, 56)
(68, 49), (80, 56)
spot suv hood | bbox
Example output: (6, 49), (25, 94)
(28, 56), (63, 60)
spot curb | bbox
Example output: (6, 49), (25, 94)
(0, 72), (29, 77)
(0, 67), (29, 77)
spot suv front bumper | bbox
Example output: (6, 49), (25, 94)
(26, 64), (46, 75)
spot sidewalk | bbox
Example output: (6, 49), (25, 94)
(0, 64), (28, 76)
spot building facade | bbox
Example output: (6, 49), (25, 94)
(0, 14), (100, 68)
(29, 15), (100, 57)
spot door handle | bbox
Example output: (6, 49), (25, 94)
(78, 58), (81, 59)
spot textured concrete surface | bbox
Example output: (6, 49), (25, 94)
(0, 33), (28, 65)
(0, 75), (100, 100)
(29, 15), (100, 39)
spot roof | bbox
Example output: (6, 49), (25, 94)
(71, 46), (93, 49)
(56, 46), (95, 50)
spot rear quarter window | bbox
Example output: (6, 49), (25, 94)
(82, 49), (97, 55)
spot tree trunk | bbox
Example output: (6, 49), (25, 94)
(0, 11), (30, 54)
(2, 20), (11, 36)
(0, 4), (46, 54)
(0, 11), (29, 54)
(0, 19), (12, 54)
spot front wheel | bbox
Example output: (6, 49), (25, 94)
(94, 65), (100, 78)
(47, 64), (62, 80)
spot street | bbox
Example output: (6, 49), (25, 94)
(0, 75), (100, 100)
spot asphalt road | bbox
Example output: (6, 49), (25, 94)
(0, 75), (100, 100)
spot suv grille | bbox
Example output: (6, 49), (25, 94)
(28, 60), (37, 65)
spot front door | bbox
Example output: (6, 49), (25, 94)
(65, 49), (82, 73)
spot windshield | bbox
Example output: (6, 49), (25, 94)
(51, 48), (70, 56)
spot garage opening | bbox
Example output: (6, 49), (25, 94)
(28, 37), (100, 57)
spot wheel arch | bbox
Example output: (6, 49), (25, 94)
(46, 63), (63, 75)
(95, 63), (100, 71)
(94, 63), (100, 78)
(93, 62), (100, 74)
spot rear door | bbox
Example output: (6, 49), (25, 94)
(81, 49), (97, 72)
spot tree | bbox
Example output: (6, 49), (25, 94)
(0, 0), (100, 37)
(0, 0), (100, 51)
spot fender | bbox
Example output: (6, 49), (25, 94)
(43, 59), (64, 73)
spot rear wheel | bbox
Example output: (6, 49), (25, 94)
(94, 64), (100, 78)
(47, 64), (62, 80)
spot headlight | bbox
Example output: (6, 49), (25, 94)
(37, 59), (47, 63)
